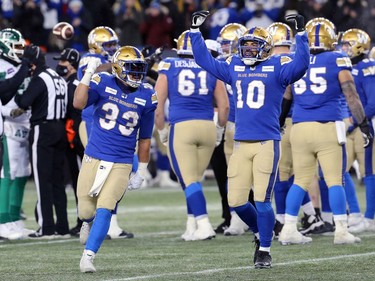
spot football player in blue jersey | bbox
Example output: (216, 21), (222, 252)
(154, 30), (229, 241)
(278, 22), (372, 246)
(270, 20), (328, 237)
(214, 23), (250, 236)
(339, 28), (375, 233)
(189, 11), (309, 268)
(74, 46), (157, 273)
(77, 26), (134, 239)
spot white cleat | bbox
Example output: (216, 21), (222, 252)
(334, 231), (361, 244)
(224, 212), (248, 236)
(348, 218), (375, 233)
(348, 213), (363, 228)
(191, 217), (216, 241)
(80, 250), (96, 273)
(80, 222), (91, 245)
(0, 223), (23, 240)
(279, 224), (312, 245)
(181, 216), (197, 241)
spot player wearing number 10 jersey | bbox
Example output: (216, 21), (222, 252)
(189, 20), (309, 267)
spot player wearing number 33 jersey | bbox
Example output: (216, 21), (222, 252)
(85, 72), (156, 163)
(189, 24), (309, 267)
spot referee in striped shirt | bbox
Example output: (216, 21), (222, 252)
(14, 45), (70, 238)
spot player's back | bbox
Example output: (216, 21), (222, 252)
(158, 57), (217, 124)
(292, 51), (352, 123)
(352, 58), (375, 108)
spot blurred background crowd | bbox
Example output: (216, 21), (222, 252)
(0, 0), (374, 54)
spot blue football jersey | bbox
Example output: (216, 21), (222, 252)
(352, 58), (375, 119)
(78, 53), (109, 124)
(291, 52), (352, 123)
(84, 72), (157, 163)
(190, 30), (309, 141)
(158, 57), (218, 124)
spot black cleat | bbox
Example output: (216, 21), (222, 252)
(252, 236), (260, 264)
(215, 220), (230, 234)
(273, 220), (284, 239)
(254, 250), (272, 269)
(106, 230), (134, 239)
(299, 214), (324, 235)
(69, 223), (83, 237)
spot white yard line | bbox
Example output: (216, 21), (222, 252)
(104, 251), (375, 281)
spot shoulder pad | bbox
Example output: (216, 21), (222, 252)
(280, 56), (292, 65)
(158, 61), (171, 71)
(336, 57), (352, 68)
(151, 92), (158, 104)
(91, 73), (101, 85)
(362, 65), (375, 77)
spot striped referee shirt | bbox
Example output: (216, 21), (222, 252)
(15, 66), (68, 125)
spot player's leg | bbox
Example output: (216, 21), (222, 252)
(318, 123), (360, 244)
(253, 140), (281, 268)
(279, 122), (316, 245)
(80, 162), (132, 273)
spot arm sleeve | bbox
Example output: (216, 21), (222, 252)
(0, 63), (29, 105)
(138, 107), (156, 139)
(189, 30), (232, 85)
(14, 76), (45, 109)
(279, 32), (310, 86)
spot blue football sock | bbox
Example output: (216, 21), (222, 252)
(255, 202), (274, 248)
(157, 152), (170, 171)
(285, 184), (306, 216)
(344, 172), (360, 213)
(184, 182), (207, 217)
(274, 180), (289, 215)
(301, 191), (311, 205)
(364, 175), (375, 219)
(233, 202), (258, 233)
(319, 178), (331, 212)
(86, 208), (112, 253)
(328, 185), (347, 215)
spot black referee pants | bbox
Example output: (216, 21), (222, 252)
(29, 121), (69, 235)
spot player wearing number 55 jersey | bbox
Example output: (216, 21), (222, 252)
(189, 11), (309, 268)
(279, 23), (372, 246)
(74, 46), (156, 273)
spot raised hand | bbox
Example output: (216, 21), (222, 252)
(191, 10), (210, 29)
(285, 14), (305, 32)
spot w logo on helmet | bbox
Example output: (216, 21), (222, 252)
(357, 32), (368, 44)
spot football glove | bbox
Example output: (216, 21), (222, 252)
(216, 124), (224, 147)
(22, 44), (38, 65)
(191, 10), (210, 29)
(128, 172), (144, 190)
(358, 118), (373, 148)
(285, 14), (305, 32)
(158, 127), (168, 146)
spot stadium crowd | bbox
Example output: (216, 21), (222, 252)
(1, 0), (375, 273)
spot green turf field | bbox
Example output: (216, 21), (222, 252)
(1, 178), (374, 281)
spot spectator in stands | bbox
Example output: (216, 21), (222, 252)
(332, 0), (367, 32)
(13, 0), (44, 47)
(140, 0), (174, 48)
(115, 0), (143, 47)
(62, 0), (94, 51)
(297, 0), (335, 23)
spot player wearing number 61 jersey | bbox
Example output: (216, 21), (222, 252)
(189, 12), (309, 268)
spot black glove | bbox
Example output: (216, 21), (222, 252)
(22, 44), (38, 65)
(358, 118), (373, 148)
(191, 10), (210, 29)
(285, 14), (305, 32)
